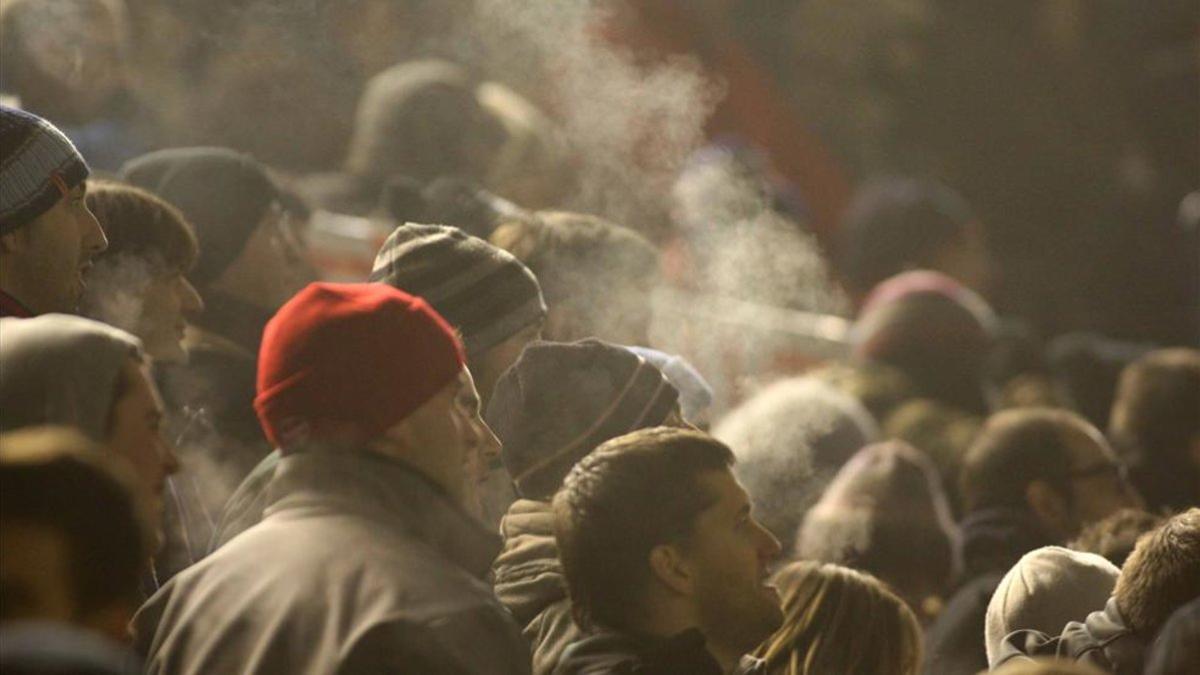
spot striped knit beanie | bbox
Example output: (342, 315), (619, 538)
(486, 339), (679, 499)
(370, 223), (546, 360)
(0, 106), (89, 234)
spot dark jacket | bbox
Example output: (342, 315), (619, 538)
(494, 499), (583, 675)
(0, 621), (141, 675)
(994, 598), (1150, 675)
(134, 448), (530, 675)
(924, 506), (1054, 675)
(553, 629), (727, 675)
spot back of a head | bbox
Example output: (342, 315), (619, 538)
(487, 339), (679, 500)
(852, 271), (997, 414)
(83, 180), (199, 273)
(1108, 348), (1200, 511)
(0, 426), (151, 626)
(985, 546), (1119, 668)
(757, 561), (922, 675)
(796, 441), (957, 619)
(552, 427), (734, 631)
(837, 177), (976, 300)
(345, 59), (504, 184)
(490, 211), (659, 343)
(1070, 508), (1166, 567)
(960, 408), (1091, 514)
(715, 377), (879, 550)
(1113, 508), (1200, 637)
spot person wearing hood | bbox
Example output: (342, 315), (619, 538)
(924, 408), (1140, 675)
(0, 426), (153, 675)
(795, 441), (958, 625)
(486, 339), (682, 675)
(994, 508), (1200, 675)
(984, 547), (1120, 669)
(552, 428), (783, 675)
(0, 314), (180, 548)
(714, 377), (879, 554)
(0, 105), (107, 318)
(210, 223), (548, 546)
(134, 282), (528, 674)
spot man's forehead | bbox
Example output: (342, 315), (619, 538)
(696, 468), (749, 513)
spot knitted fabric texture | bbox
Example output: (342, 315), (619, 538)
(0, 106), (89, 233)
(254, 282), (465, 449)
(486, 339), (678, 499)
(369, 223), (546, 360)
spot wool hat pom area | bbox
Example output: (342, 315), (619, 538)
(254, 282), (466, 450)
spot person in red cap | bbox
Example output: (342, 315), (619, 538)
(132, 282), (529, 675)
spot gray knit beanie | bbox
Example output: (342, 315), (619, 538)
(0, 314), (143, 440)
(0, 105), (89, 233)
(486, 339), (679, 499)
(369, 223), (546, 360)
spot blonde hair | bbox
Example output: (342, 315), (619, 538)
(757, 562), (922, 675)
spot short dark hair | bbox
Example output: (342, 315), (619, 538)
(837, 177), (975, 298)
(960, 408), (1095, 513)
(0, 426), (152, 621)
(553, 427), (734, 631)
(1114, 508), (1200, 636)
(1070, 508), (1167, 568)
(1109, 348), (1200, 511)
(86, 180), (200, 273)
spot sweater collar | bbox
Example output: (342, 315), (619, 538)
(264, 448), (501, 580)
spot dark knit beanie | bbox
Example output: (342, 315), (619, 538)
(486, 339), (679, 499)
(119, 147), (279, 287)
(254, 282), (465, 450)
(0, 106), (89, 234)
(369, 223), (546, 360)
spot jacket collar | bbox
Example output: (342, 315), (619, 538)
(492, 499), (564, 623)
(960, 506), (1054, 578)
(264, 448), (501, 580)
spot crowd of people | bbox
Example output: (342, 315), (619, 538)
(1, 1), (1198, 674)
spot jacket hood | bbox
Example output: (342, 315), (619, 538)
(492, 498), (566, 624)
(995, 597), (1147, 675)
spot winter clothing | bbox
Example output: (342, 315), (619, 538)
(627, 346), (713, 425)
(120, 147), (279, 286)
(795, 441), (958, 614)
(254, 282), (465, 449)
(0, 314), (141, 439)
(1145, 598), (1200, 675)
(494, 499), (581, 675)
(552, 628), (726, 675)
(487, 339), (679, 500)
(851, 270), (997, 417)
(0, 105), (89, 234)
(924, 506), (1054, 675)
(985, 546), (1119, 668)
(134, 447), (530, 675)
(0, 621), (141, 675)
(207, 446), (280, 553)
(714, 376), (879, 552)
(369, 223), (546, 360)
(994, 598), (1150, 675)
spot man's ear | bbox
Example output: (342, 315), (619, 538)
(1025, 479), (1071, 538)
(648, 543), (694, 597)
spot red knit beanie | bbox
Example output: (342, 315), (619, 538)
(254, 282), (465, 449)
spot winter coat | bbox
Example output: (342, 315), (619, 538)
(553, 628), (763, 675)
(924, 506), (1054, 675)
(207, 448), (281, 553)
(994, 597), (1150, 675)
(134, 448), (531, 675)
(494, 499), (583, 675)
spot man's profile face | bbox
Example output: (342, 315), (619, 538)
(1063, 425), (1142, 530)
(684, 468), (784, 656)
(3, 182), (107, 313)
